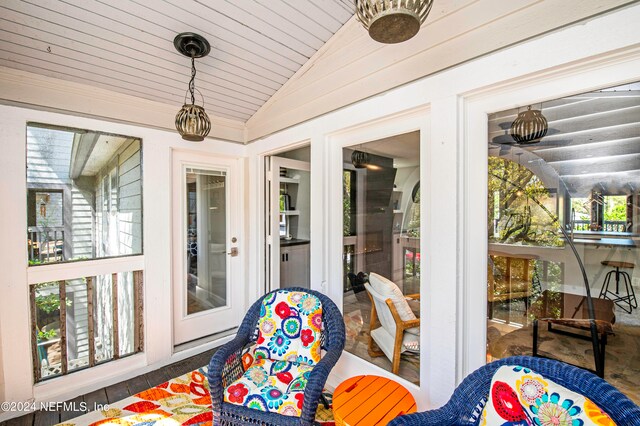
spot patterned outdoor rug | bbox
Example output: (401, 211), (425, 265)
(56, 366), (335, 425)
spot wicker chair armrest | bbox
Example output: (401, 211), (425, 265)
(300, 348), (343, 424)
(405, 293), (421, 300)
(208, 335), (250, 411)
(391, 355), (640, 426)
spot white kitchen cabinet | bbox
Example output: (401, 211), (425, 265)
(280, 243), (310, 289)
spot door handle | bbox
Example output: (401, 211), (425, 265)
(228, 247), (238, 257)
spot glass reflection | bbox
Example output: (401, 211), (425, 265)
(186, 169), (227, 314)
(486, 82), (640, 403)
(342, 131), (421, 384)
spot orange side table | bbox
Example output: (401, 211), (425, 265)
(332, 375), (417, 426)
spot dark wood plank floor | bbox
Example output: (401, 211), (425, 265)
(1, 348), (217, 426)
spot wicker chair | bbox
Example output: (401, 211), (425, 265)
(208, 287), (345, 426)
(389, 356), (640, 425)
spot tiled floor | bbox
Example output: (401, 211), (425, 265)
(0, 349), (217, 426)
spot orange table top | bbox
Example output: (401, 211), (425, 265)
(332, 375), (417, 426)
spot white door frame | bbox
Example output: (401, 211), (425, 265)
(325, 106), (432, 404)
(171, 149), (244, 346)
(267, 156), (311, 291)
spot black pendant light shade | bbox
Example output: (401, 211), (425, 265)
(510, 106), (548, 144)
(351, 150), (370, 169)
(174, 32), (212, 142)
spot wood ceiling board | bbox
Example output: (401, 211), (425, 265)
(532, 137), (640, 163)
(548, 153), (640, 176)
(491, 124), (640, 150)
(5, 0), (286, 94)
(0, 56), (252, 121)
(547, 105), (640, 134)
(0, 23), (268, 111)
(0, 9), (276, 114)
(160, 0), (306, 69)
(0, 66), (247, 143)
(220, 1), (326, 52)
(256, 0), (335, 42)
(489, 96), (640, 135)
(544, 97), (640, 122)
(325, 0), (357, 22)
(561, 170), (640, 197)
(281, 0), (346, 33)
(261, 0), (486, 107)
(247, 0), (634, 140)
(0, 0), (353, 126)
(102, 0), (294, 87)
(273, 23), (382, 95)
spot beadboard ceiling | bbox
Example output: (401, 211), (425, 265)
(0, 0), (636, 143)
(0, 0), (354, 122)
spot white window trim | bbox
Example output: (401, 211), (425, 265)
(27, 255), (144, 285)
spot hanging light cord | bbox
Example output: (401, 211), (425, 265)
(189, 55), (196, 105)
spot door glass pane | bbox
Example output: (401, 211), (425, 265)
(186, 168), (227, 315)
(342, 131), (421, 385)
(486, 82), (640, 403)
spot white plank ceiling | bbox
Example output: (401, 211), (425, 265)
(0, 0), (355, 122)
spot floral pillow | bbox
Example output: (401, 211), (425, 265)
(481, 365), (616, 426)
(252, 290), (323, 365)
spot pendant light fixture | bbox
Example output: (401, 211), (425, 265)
(355, 0), (434, 44)
(509, 105), (549, 144)
(351, 150), (370, 169)
(174, 32), (211, 142)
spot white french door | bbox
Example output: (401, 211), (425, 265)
(172, 151), (243, 345)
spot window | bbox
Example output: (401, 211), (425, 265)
(26, 123), (144, 382)
(571, 195), (629, 232)
(486, 82), (640, 402)
(27, 124), (143, 266)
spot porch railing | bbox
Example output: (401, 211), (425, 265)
(603, 221), (627, 232)
(571, 220), (627, 232)
(28, 227), (65, 263)
(30, 270), (144, 382)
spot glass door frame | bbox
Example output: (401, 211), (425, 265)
(325, 107), (430, 398)
(171, 150), (244, 346)
(460, 62), (640, 378)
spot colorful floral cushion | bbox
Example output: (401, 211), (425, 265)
(253, 290), (323, 365)
(224, 358), (313, 417)
(481, 365), (616, 426)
